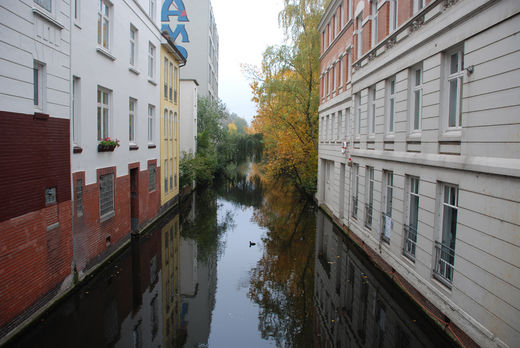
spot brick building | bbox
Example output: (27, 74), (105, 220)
(317, 0), (520, 346)
(0, 0), (74, 336)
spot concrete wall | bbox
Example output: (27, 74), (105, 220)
(317, 1), (520, 347)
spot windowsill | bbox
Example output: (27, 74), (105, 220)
(128, 66), (140, 75)
(129, 144), (139, 151)
(148, 78), (157, 86)
(46, 222), (60, 231)
(432, 273), (453, 290)
(33, 112), (49, 120)
(100, 211), (115, 223)
(74, 21), (81, 29)
(407, 132), (422, 142)
(439, 129), (462, 143)
(96, 47), (116, 61)
(383, 134), (395, 142)
(32, 7), (64, 29)
(148, 143), (157, 149)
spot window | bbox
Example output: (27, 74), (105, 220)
(345, 108), (351, 138)
(331, 113), (335, 140)
(365, 166), (374, 228)
(174, 112), (178, 141)
(445, 47), (464, 129)
(414, 0), (425, 13)
(148, 104), (154, 142)
(389, 0), (398, 33)
(332, 15), (336, 39)
(338, 110), (343, 140)
(34, 0), (51, 12)
(411, 64), (423, 131)
(170, 159), (173, 190)
(382, 171), (393, 241)
(386, 77), (396, 133)
(434, 183), (458, 284)
(72, 76), (81, 144)
(368, 86), (376, 135)
(371, 0), (378, 48)
(99, 173), (114, 218)
(169, 111), (173, 139)
(404, 176), (419, 260)
(33, 61), (45, 111)
(163, 109), (168, 139)
(97, 87), (110, 140)
(355, 93), (361, 135)
(173, 68), (179, 103)
(356, 15), (363, 59)
(130, 26), (137, 66)
(169, 63), (173, 100)
(76, 179), (83, 217)
(129, 98), (136, 143)
(149, 0), (155, 19)
(333, 63), (337, 94)
(148, 43), (155, 79)
(74, 0), (80, 23)
(149, 164), (156, 191)
(97, 0), (110, 49)
(45, 187), (56, 205)
(352, 163), (359, 218)
(340, 5), (344, 28)
(164, 160), (168, 193)
(348, 0), (352, 20)
(339, 57), (344, 91)
(347, 50), (352, 82)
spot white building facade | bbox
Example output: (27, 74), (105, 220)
(317, 0), (520, 347)
(161, 0), (219, 100)
(180, 79), (198, 156)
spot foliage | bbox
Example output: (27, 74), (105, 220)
(98, 137), (120, 147)
(246, 0), (327, 195)
(180, 96), (264, 187)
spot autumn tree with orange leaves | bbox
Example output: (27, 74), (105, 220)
(246, 0), (329, 195)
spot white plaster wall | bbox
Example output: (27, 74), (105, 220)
(0, 0), (71, 118)
(71, 0), (162, 184)
(317, 1), (520, 347)
(180, 79), (197, 156)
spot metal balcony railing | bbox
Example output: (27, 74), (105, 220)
(364, 203), (373, 228)
(433, 241), (455, 285)
(381, 212), (391, 243)
(403, 225), (417, 261)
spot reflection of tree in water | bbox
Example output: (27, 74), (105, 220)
(180, 187), (235, 262)
(248, 178), (316, 347)
(216, 162), (264, 209)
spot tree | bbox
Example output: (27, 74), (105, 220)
(247, 0), (328, 195)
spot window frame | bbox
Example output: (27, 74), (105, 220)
(72, 76), (81, 145)
(371, 0), (378, 48)
(130, 25), (137, 67)
(389, 0), (398, 33)
(356, 15), (363, 59)
(148, 104), (155, 143)
(352, 163), (359, 219)
(444, 47), (464, 130)
(34, 0), (52, 13)
(410, 63), (423, 132)
(129, 97), (137, 143)
(365, 166), (374, 228)
(97, 86), (111, 141)
(99, 173), (114, 220)
(386, 76), (396, 134)
(149, 164), (156, 192)
(148, 42), (156, 80)
(97, 0), (111, 50)
(33, 61), (45, 112)
(368, 85), (376, 135)
(404, 175), (420, 260)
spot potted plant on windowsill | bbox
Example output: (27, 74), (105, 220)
(98, 137), (120, 152)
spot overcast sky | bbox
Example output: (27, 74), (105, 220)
(211, 0), (285, 124)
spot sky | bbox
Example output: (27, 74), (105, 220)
(211, 0), (286, 124)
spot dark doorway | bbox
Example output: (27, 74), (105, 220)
(130, 167), (139, 231)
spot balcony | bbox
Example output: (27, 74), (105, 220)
(403, 225), (417, 261)
(433, 241), (455, 286)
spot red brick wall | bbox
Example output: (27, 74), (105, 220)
(0, 201), (73, 329)
(0, 112), (71, 222)
(72, 163), (160, 273)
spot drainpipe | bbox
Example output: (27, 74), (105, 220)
(69, 2), (77, 284)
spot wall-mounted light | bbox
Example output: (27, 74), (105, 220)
(466, 65), (475, 75)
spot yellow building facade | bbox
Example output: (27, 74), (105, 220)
(160, 38), (185, 206)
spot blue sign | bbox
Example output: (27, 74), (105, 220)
(161, 0), (190, 58)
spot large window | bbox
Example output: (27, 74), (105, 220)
(356, 15), (363, 59)
(352, 163), (359, 218)
(130, 25), (137, 66)
(148, 42), (155, 79)
(149, 0), (156, 19)
(404, 176), (419, 260)
(163, 109), (168, 140)
(99, 173), (114, 219)
(434, 183), (458, 284)
(35, 0), (51, 12)
(381, 170), (393, 241)
(164, 160), (168, 193)
(129, 98), (136, 143)
(345, 108), (351, 138)
(174, 67), (178, 103)
(33, 61), (45, 111)
(169, 63), (173, 101)
(337, 110), (343, 140)
(389, 0), (398, 33)
(163, 58), (168, 99)
(414, 0), (425, 13)
(410, 63), (423, 131)
(365, 166), (374, 228)
(386, 77), (396, 133)
(148, 104), (154, 143)
(368, 85), (376, 135)
(355, 93), (361, 135)
(97, 0), (110, 49)
(445, 47), (464, 129)
(97, 87), (110, 140)
(371, 0), (378, 48)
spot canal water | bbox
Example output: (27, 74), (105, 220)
(4, 163), (457, 348)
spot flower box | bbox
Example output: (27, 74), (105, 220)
(98, 137), (120, 152)
(98, 143), (117, 152)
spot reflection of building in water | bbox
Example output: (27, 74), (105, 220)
(161, 214), (181, 347)
(180, 246), (217, 348)
(314, 212), (451, 348)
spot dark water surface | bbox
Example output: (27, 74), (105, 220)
(5, 164), (456, 348)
